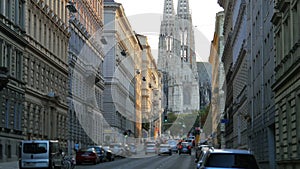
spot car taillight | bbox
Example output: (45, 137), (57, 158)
(188, 146), (191, 149)
(179, 145), (183, 149)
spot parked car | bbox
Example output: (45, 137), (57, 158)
(145, 143), (157, 155)
(76, 147), (100, 165)
(197, 149), (260, 169)
(195, 145), (213, 162)
(167, 140), (178, 153)
(178, 141), (192, 155)
(19, 140), (64, 169)
(102, 145), (115, 161)
(129, 143), (137, 155)
(158, 144), (172, 156)
(88, 146), (105, 162)
(110, 143), (126, 157)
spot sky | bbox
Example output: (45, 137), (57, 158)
(114, 0), (223, 62)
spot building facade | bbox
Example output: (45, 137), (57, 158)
(157, 0), (199, 115)
(23, 0), (70, 151)
(271, 0), (300, 168)
(197, 62), (212, 111)
(208, 11), (225, 149)
(248, 0), (276, 168)
(137, 34), (162, 139)
(218, 0), (233, 149)
(103, 0), (142, 143)
(67, 0), (105, 153)
(0, 0), (26, 162)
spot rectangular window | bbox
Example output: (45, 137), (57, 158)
(18, 1), (23, 28)
(293, 7), (299, 46)
(57, 36), (59, 56)
(4, 44), (11, 68)
(53, 32), (55, 53)
(18, 103), (22, 130)
(61, 1), (64, 21)
(0, 0), (3, 14)
(5, 0), (10, 19)
(44, 24), (47, 46)
(39, 19), (42, 42)
(61, 39), (64, 60)
(14, 102), (18, 129)
(34, 15), (37, 39)
(5, 99), (10, 128)
(48, 29), (51, 50)
(0, 39), (3, 66)
(28, 10), (31, 35)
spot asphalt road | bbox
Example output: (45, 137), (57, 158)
(76, 151), (197, 169)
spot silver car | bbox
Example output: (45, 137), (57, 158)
(197, 149), (260, 169)
(145, 144), (157, 155)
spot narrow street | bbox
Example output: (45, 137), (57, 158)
(76, 151), (197, 169)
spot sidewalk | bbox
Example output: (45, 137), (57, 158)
(0, 160), (18, 169)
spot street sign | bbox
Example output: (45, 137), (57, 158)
(221, 119), (229, 124)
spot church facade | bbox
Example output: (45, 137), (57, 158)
(157, 0), (199, 114)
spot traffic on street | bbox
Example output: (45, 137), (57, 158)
(75, 149), (197, 169)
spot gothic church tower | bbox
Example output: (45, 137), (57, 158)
(158, 0), (199, 114)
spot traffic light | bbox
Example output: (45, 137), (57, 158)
(164, 115), (168, 123)
(123, 131), (128, 137)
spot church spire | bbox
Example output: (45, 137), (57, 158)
(163, 0), (175, 20)
(177, 0), (191, 19)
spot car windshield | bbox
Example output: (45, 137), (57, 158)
(205, 153), (260, 169)
(23, 143), (47, 154)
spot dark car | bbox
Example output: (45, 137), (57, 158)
(178, 142), (192, 155)
(197, 149), (260, 169)
(102, 146), (115, 161)
(76, 147), (100, 165)
(89, 146), (105, 162)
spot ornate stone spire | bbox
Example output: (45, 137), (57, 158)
(163, 0), (175, 20)
(177, 0), (191, 19)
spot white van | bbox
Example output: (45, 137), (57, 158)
(19, 140), (63, 169)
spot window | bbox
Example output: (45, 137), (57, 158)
(44, 24), (47, 46)
(16, 50), (22, 80)
(23, 143), (47, 154)
(39, 19), (42, 42)
(34, 15), (37, 39)
(48, 28), (51, 50)
(5, 99), (10, 128)
(5, 0), (10, 19)
(28, 10), (31, 35)
(18, 0), (24, 28)
(0, 144), (2, 159)
(53, 32), (55, 53)
(3, 44), (11, 68)
(0, 1), (2, 14)
(0, 39), (3, 66)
